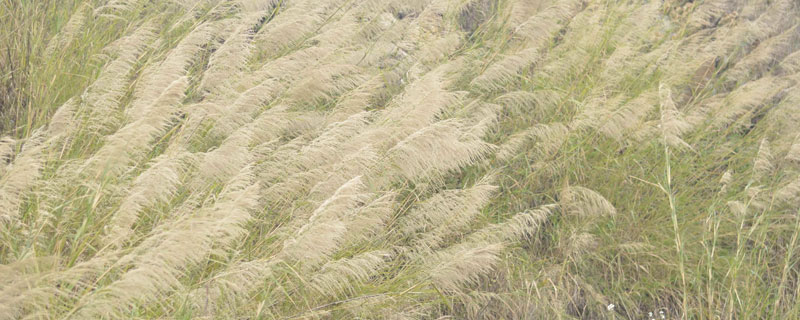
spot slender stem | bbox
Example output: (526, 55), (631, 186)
(775, 209), (800, 310)
(664, 143), (688, 319)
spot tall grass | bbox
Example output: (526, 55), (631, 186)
(2, 0), (800, 318)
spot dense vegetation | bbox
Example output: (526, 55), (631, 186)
(2, 0), (800, 318)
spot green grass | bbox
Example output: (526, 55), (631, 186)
(2, 0), (800, 319)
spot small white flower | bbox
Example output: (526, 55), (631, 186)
(660, 310), (666, 319)
(607, 304), (615, 311)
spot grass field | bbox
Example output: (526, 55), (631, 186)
(2, 0), (800, 318)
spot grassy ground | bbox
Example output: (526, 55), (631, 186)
(2, 0), (800, 319)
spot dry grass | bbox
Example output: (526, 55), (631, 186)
(2, 0), (800, 318)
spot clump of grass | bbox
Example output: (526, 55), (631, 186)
(2, 0), (800, 319)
